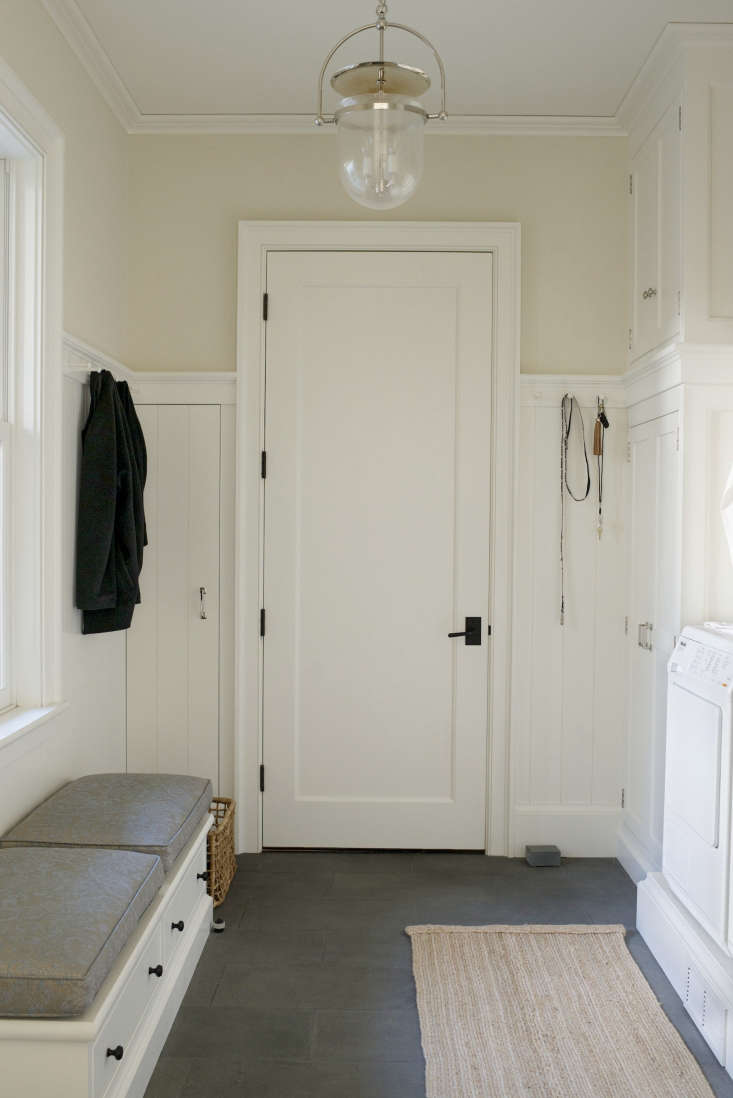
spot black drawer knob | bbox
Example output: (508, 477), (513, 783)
(196, 871), (209, 882)
(171, 920), (185, 932)
(106, 1045), (124, 1061)
(148, 964), (163, 978)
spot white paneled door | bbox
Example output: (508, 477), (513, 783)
(262, 251), (493, 848)
(127, 405), (221, 790)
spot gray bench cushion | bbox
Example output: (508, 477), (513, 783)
(0, 847), (163, 1017)
(1, 774), (212, 873)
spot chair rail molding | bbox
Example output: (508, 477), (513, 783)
(63, 334), (237, 405)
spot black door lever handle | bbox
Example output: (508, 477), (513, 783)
(448, 617), (481, 645)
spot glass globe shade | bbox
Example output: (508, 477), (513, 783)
(335, 94), (426, 210)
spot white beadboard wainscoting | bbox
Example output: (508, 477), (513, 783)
(0, 337), (236, 840)
(511, 376), (628, 856)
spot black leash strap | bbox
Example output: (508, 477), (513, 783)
(560, 394), (590, 624)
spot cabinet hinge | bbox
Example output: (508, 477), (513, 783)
(626, 440), (631, 463)
(261, 450), (267, 478)
(259, 764), (265, 793)
(628, 173), (633, 196)
(260, 608), (266, 637)
(621, 788), (625, 809)
(675, 425), (680, 452)
(678, 105), (682, 132)
(262, 292), (269, 321)
(677, 290), (681, 317)
(628, 328), (633, 351)
(624, 616), (629, 635)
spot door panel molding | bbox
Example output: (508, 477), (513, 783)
(236, 221), (521, 854)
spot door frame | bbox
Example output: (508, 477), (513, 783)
(235, 221), (521, 854)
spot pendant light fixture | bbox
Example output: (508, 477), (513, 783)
(315, 2), (447, 209)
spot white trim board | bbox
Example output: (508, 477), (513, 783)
(236, 220), (521, 855)
(0, 56), (64, 710)
(63, 333), (237, 405)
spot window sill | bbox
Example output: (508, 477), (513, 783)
(0, 702), (70, 754)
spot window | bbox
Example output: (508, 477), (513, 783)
(0, 64), (64, 734)
(0, 158), (11, 711)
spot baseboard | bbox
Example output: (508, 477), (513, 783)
(637, 873), (733, 1073)
(617, 820), (658, 883)
(510, 806), (621, 857)
(115, 891), (212, 1098)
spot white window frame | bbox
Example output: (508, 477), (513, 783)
(0, 60), (64, 743)
(0, 158), (12, 711)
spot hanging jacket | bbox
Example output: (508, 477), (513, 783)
(75, 370), (148, 634)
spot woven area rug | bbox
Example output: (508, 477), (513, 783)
(406, 924), (714, 1098)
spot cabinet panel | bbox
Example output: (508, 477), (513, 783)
(625, 412), (681, 858)
(626, 423), (656, 841)
(127, 406), (221, 790)
(632, 140), (659, 358)
(631, 104), (681, 360)
(657, 104), (682, 344)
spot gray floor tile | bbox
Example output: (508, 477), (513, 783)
(215, 959), (417, 1011)
(238, 1058), (426, 1097)
(163, 1003), (314, 1061)
(313, 1009), (422, 1062)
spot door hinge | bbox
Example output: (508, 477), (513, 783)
(621, 788), (625, 809)
(259, 764), (265, 793)
(262, 292), (269, 321)
(624, 615), (629, 635)
(260, 608), (266, 637)
(678, 104), (682, 132)
(626, 439), (631, 463)
(677, 289), (681, 317)
(675, 425), (680, 451)
(628, 328), (633, 351)
(628, 173), (633, 196)
(261, 450), (267, 478)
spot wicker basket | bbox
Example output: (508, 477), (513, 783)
(207, 797), (237, 907)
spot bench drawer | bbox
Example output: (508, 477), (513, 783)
(92, 924), (163, 1098)
(161, 834), (208, 967)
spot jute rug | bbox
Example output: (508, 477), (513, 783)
(406, 923), (714, 1098)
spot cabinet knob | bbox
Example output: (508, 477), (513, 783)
(171, 920), (185, 932)
(106, 1045), (124, 1061)
(148, 964), (163, 978)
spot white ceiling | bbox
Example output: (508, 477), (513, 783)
(42, 0), (733, 131)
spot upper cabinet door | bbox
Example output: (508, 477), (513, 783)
(657, 103), (682, 346)
(630, 103), (681, 360)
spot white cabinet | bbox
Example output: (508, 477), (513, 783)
(630, 102), (681, 361)
(127, 406), (222, 791)
(625, 411), (681, 864)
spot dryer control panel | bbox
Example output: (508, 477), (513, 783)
(670, 630), (733, 691)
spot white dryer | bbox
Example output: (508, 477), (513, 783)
(663, 626), (733, 950)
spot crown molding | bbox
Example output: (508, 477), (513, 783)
(40, 0), (626, 137)
(616, 22), (733, 135)
(42, 3), (732, 139)
(41, 0), (140, 130)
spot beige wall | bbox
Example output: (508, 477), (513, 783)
(128, 133), (628, 375)
(1, 0), (128, 361)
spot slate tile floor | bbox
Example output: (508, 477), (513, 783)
(145, 853), (733, 1097)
